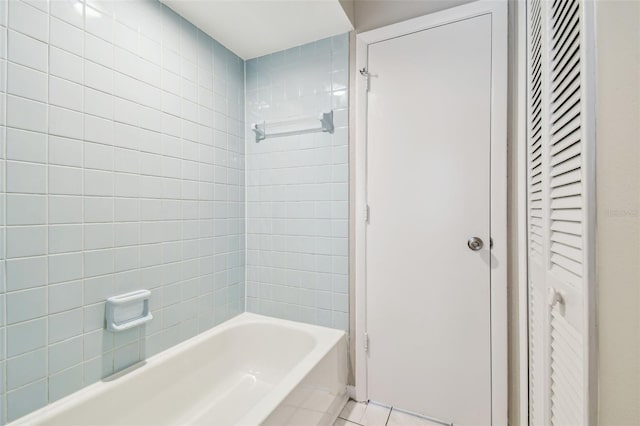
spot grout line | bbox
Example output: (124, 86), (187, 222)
(337, 416), (365, 426)
(1, 1), (8, 422)
(337, 419), (364, 426)
(43, 0), (51, 406)
(384, 407), (392, 426)
(243, 55), (247, 314)
(80, 0), (88, 387)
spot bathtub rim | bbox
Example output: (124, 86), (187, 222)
(8, 312), (347, 426)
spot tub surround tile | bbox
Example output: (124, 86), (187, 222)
(7, 30), (48, 72)
(6, 379), (47, 422)
(5, 226), (47, 258)
(0, 3), (351, 426)
(6, 128), (47, 164)
(48, 337), (83, 374)
(8, 0), (48, 43)
(7, 63), (47, 104)
(6, 319), (47, 358)
(48, 365), (84, 402)
(1, 0), (245, 422)
(48, 280), (83, 314)
(6, 288), (47, 324)
(6, 349), (47, 391)
(245, 34), (349, 331)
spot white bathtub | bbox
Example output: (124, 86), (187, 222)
(12, 313), (348, 426)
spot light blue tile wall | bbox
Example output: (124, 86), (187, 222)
(0, 0), (245, 422)
(0, 1), (6, 422)
(245, 34), (349, 331)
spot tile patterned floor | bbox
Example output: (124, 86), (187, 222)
(334, 400), (444, 426)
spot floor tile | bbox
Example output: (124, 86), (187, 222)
(387, 409), (443, 426)
(339, 400), (367, 423)
(333, 418), (361, 426)
(339, 400), (391, 426)
(360, 403), (392, 426)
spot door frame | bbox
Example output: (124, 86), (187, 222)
(353, 2), (508, 424)
(515, 0), (529, 425)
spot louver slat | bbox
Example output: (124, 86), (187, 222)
(550, 181), (581, 198)
(550, 168), (581, 187)
(551, 252), (582, 277)
(527, 1), (545, 424)
(549, 0), (584, 291)
(551, 114), (580, 148)
(552, 6), (579, 59)
(551, 103), (580, 136)
(551, 218), (582, 236)
(551, 127), (580, 155)
(550, 153), (581, 177)
(550, 339), (582, 385)
(552, 30), (579, 75)
(552, 85), (580, 123)
(550, 194), (582, 209)
(550, 230), (583, 250)
(550, 310), (584, 426)
(528, 0), (544, 265)
(550, 207), (581, 222)
(553, 55), (580, 99)
(550, 241), (582, 264)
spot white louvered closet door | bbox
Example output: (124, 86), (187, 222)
(526, 0), (596, 425)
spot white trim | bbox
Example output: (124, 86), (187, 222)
(244, 59), (249, 314)
(354, 1), (509, 424)
(581, 0), (598, 424)
(515, 0), (530, 425)
(353, 32), (369, 404)
(489, 3), (509, 424)
(346, 385), (357, 400)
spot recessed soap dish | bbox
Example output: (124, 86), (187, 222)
(106, 290), (153, 332)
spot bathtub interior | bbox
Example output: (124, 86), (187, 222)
(11, 315), (346, 426)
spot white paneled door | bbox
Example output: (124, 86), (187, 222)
(364, 12), (497, 426)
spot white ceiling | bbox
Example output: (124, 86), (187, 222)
(161, 0), (354, 60)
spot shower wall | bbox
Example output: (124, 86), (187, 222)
(0, 0), (245, 422)
(245, 35), (349, 331)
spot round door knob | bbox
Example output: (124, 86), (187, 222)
(467, 237), (484, 251)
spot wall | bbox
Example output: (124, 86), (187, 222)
(0, 0), (245, 422)
(245, 34), (349, 331)
(595, 0), (640, 424)
(352, 0), (474, 32)
(506, 2), (526, 425)
(0, 2), (5, 422)
(338, 0), (354, 27)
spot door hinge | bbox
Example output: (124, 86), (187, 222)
(365, 205), (370, 223)
(360, 68), (371, 91)
(363, 332), (369, 352)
